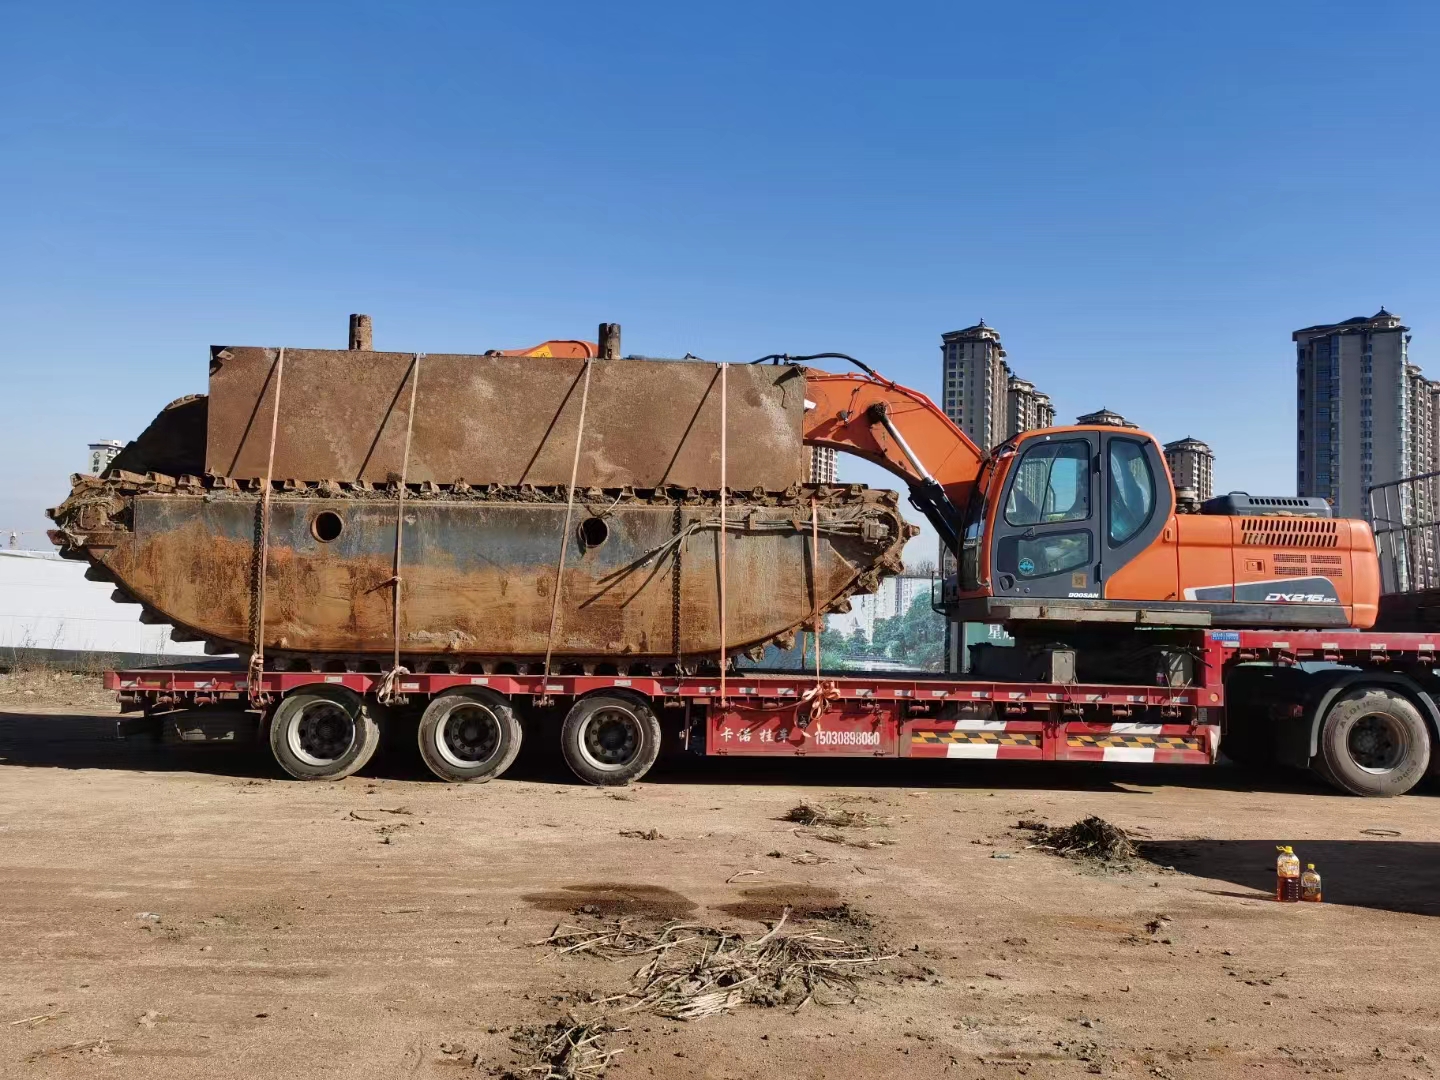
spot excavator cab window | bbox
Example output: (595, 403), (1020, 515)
(1107, 438), (1156, 545)
(1004, 441), (1090, 526)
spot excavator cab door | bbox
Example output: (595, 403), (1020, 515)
(1097, 430), (1172, 592)
(989, 432), (1102, 599)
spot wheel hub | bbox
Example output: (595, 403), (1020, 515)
(293, 702), (355, 764)
(440, 704), (501, 765)
(1348, 713), (1407, 773)
(582, 709), (641, 768)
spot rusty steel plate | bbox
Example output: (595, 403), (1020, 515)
(206, 348), (806, 490)
(55, 487), (906, 660)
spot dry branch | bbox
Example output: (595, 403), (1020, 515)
(1017, 816), (1137, 863)
(538, 910), (894, 1021)
(781, 803), (889, 829)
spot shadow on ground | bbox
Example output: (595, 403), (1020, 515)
(1141, 838), (1440, 918)
(4, 707), (1438, 801)
(0, 706), (1351, 796)
(0, 711), (281, 778)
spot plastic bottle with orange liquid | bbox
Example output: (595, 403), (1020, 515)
(1275, 846), (1301, 902)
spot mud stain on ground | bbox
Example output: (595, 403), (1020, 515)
(713, 884), (867, 924)
(521, 883), (697, 919)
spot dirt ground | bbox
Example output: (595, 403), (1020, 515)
(1, 679), (1438, 1079)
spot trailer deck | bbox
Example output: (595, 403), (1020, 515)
(100, 628), (1440, 792)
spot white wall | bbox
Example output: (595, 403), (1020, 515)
(0, 549), (212, 661)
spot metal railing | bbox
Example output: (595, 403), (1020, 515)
(1367, 470), (1440, 595)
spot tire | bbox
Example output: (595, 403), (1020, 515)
(560, 693), (662, 786)
(268, 686), (382, 781)
(1315, 688), (1432, 797)
(416, 689), (523, 783)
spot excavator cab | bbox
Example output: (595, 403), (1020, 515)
(953, 424), (1381, 630)
(956, 426), (1177, 616)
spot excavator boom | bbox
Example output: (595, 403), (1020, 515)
(799, 368), (984, 552)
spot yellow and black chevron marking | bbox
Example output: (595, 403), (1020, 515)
(910, 730), (1038, 747)
(1066, 734), (1199, 750)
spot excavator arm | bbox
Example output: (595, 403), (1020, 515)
(799, 368), (986, 554)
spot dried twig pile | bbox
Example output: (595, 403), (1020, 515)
(781, 803), (888, 829)
(506, 1016), (624, 1080)
(538, 910), (893, 1020)
(1017, 815), (1137, 863)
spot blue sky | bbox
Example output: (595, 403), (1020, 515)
(3, 0), (1438, 560)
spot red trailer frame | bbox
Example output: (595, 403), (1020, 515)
(102, 628), (1440, 794)
(108, 665), (1224, 765)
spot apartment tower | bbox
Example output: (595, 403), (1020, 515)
(1006, 376), (1056, 437)
(1163, 437), (1215, 500)
(1294, 308), (1409, 518)
(1075, 407), (1138, 429)
(806, 446), (838, 484)
(940, 321), (1010, 449)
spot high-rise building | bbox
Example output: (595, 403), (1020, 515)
(1431, 380), (1440, 511)
(1163, 437), (1215, 500)
(88, 440), (124, 476)
(1404, 366), (1440, 584)
(1075, 407), (1138, 429)
(1406, 363), (1436, 493)
(1006, 376), (1055, 437)
(1294, 308), (1411, 517)
(1429, 382), (1440, 581)
(1033, 391), (1055, 430)
(806, 445), (838, 484)
(941, 321), (1056, 445)
(940, 321), (1010, 449)
(826, 571), (933, 642)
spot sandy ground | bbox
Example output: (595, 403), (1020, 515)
(1, 682), (1438, 1079)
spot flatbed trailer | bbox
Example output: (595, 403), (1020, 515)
(103, 627), (1440, 797)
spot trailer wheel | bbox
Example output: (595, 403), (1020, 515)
(417, 689), (523, 783)
(1315, 688), (1431, 797)
(560, 693), (661, 786)
(269, 686), (382, 781)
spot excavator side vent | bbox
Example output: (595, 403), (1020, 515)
(1239, 518), (1339, 548)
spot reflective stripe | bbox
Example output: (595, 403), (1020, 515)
(1102, 747), (1156, 763)
(946, 743), (1001, 760)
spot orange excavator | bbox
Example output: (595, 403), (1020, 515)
(791, 354), (1379, 634)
